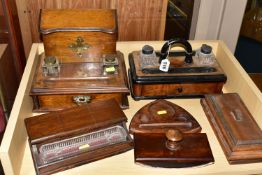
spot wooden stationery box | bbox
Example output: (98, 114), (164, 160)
(24, 99), (133, 175)
(30, 52), (129, 112)
(40, 9), (117, 62)
(201, 93), (262, 164)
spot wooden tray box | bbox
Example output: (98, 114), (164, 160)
(24, 99), (133, 175)
(40, 9), (117, 63)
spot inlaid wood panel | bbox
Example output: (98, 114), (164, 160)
(26, 0), (167, 42)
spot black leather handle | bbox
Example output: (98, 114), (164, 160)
(159, 38), (193, 64)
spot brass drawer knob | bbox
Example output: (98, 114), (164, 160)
(73, 95), (91, 105)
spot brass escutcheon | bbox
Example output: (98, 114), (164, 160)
(68, 36), (91, 58)
(73, 95), (91, 106)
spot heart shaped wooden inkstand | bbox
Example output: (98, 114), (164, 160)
(129, 99), (214, 168)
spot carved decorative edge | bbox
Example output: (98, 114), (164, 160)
(39, 9), (118, 35)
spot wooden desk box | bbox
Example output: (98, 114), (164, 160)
(40, 9), (117, 63)
(30, 52), (129, 112)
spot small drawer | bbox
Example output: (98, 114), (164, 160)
(132, 82), (224, 99)
(32, 93), (128, 112)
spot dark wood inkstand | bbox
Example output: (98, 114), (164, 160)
(128, 39), (227, 100)
(130, 100), (214, 168)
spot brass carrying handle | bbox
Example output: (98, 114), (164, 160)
(73, 95), (91, 105)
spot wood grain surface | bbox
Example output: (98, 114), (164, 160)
(30, 51), (130, 111)
(201, 93), (262, 164)
(26, 0), (167, 42)
(132, 82), (224, 97)
(134, 132), (214, 168)
(129, 99), (202, 134)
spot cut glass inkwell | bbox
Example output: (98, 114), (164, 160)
(42, 56), (60, 76)
(196, 44), (216, 65)
(103, 54), (119, 75)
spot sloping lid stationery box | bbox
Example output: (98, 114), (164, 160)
(40, 9), (117, 62)
(30, 9), (129, 112)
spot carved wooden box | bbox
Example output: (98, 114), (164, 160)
(201, 93), (262, 164)
(30, 52), (129, 112)
(24, 99), (133, 175)
(40, 9), (117, 63)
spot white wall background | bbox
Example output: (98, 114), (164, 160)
(194, 0), (247, 53)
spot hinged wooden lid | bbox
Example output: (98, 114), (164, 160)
(40, 9), (117, 34)
(201, 93), (262, 164)
(25, 99), (127, 144)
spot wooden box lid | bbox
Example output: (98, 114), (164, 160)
(25, 99), (127, 144)
(40, 9), (117, 34)
(201, 93), (262, 164)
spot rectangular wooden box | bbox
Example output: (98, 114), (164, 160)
(40, 9), (117, 63)
(201, 93), (262, 164)
(24, 99), (133, 175)
(1, 41), (262, 175)
(30, 52), (129, 112)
